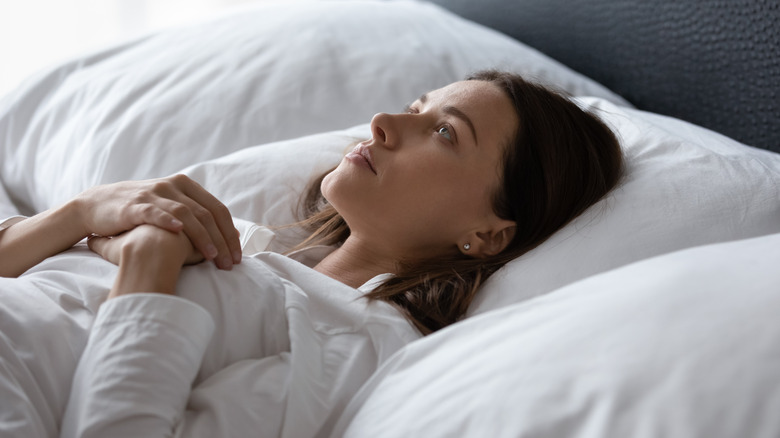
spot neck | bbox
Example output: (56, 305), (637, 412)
(314, 236), (397, 289)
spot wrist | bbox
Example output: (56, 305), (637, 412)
(0, 199), (93, 277)
(111, 250), (183, 298)
(60, 197), (91, 239)
(109, 230), (188, 298)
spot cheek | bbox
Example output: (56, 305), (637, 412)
(423, 170), (500, 224)
(388, 168), (488, 222)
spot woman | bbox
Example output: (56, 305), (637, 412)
(0, 71), (622, 437)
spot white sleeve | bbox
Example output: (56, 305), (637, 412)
(232, 217), (275, 255)
(60, 293), (216, 438)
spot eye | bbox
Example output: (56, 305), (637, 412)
(437, 125), (453, 141)
(404, 105), (418, 114)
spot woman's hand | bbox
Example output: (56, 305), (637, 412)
(73, 175), (241, 270)
(88, 225), (204, 298)
(88, 225), (205, 267)
(0, 174), (240, 278)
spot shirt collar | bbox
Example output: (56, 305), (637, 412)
(287, 246), (393, 292)
(237, 220), (392, 292)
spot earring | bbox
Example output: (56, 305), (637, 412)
(463, 243), (471, 251)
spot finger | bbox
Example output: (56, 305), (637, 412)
(173, 175), (241, 262)
(183, 201), (235, 269)
(86, 235), (102, 254)
(142, 178), (221, 263)
(160, 198), (223, 264)
(126, 183), (219, 262)
(169, 175), (242, 264)
(148, 176), (236, 269)
(129, 202), (185, 234)
(87, 235), (118, 265)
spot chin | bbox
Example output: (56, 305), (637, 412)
(319, 170), (353, 220)
(319, 167), (352, 203)
(320, 171), (335, 201)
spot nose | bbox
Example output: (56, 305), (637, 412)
(370, 112), (399, 150)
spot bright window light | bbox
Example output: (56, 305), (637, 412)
(0, 0), (287, 97)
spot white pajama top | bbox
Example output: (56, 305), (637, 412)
(0, 218), (420, 438)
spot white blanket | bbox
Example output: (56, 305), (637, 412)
(0, 241), (419, 437)
(0, 183), (19, 219)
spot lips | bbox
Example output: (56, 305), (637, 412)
(350, 142), (377, 174)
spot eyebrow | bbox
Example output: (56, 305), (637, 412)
(418, 93), (478, 147)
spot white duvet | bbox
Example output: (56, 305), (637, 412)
(0, 228), (419, 438)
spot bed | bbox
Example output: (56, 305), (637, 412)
(0, 0), (778, 437)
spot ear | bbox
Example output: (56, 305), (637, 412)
(461, 219), (516, 258)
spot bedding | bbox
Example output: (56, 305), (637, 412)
(0, 182), (19, 218)
(332, 232), (780, 438)
(1, 0), (779, 437)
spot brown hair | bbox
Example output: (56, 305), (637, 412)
(293, 70), (623, 335)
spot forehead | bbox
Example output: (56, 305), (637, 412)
(422, 81), (518, 147)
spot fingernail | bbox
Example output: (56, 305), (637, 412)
(171, 219), (183, 228)
(233, 250), (242, 264)
(220, 255), (234, 270)
(206, 244), (218, 259)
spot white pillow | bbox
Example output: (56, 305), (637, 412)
(0, 0), (628, 216)
(469, 97), (780, 314)
(331, 232), (780, 437)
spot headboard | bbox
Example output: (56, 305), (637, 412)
(428, 0), (780, 153)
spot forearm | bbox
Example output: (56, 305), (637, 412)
(0, 200), (88, 277)
(60, 227), (208, 437)
(60, 294), (215, 438)
(1, 176), (242, 278)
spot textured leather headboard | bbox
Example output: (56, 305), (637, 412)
(428, 0), (779, 153)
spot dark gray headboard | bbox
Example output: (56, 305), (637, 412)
(429, 0), (780, 153)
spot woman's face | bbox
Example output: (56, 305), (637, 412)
(322, 80), (518, 260)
